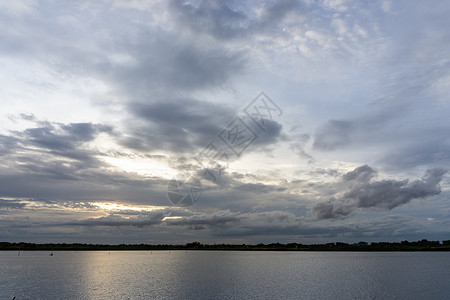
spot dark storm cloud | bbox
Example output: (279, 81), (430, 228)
(312, 165), (448, 219)
(169, 0), (304, 40)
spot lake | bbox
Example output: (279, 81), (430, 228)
(1, 251), (449, 299)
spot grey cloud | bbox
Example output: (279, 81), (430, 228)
(16, 159), (82, 181)
(312, 200), (349, 220)
(235, 183), (287, 194)
(165, 210), (301, 232)
(0, 199), (26, 210)
(0, 117), (172, 206)
(0, 1), (246, 98)
(16, 121), (113, 162)
(313, 120), (353, 151)
(3, 120), (114, 179)
(165, 209), (434, 240)
(165, 210), (240, 230)
(250, 118), (284, 148)
(308, 168), (340, 177)
(65, 211), (167, 228)
(313, 54), (450, 172)
(291, 135), (314, 163)
(170, 0), (248, 40)
(110, 36), (246, 94)
(0, 120), (112, 182)
(313, 166), (448, 219)
(123, 101), (285, 157)
(378, 127), (450, 170)
(0, 134), (19, 156)
(314, 112), (450, 171)
(342, 164), (376, 182)
(123, 98), (236, 153)
(166, 210), (346, 237)
(169, 0), (304, 40)
(0, 169), (170, 207)
(353, 168), (446, 209)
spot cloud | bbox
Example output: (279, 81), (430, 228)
(22, 122), (108, 150)
(2, 118), (113, 177)
(250, 118), (285, 148)
(342, 164), (375, 182)
(122, 98), (236, 153)
(165, 209), (240, 230)
(169, 0), (304, 40)
(0, 116), (172, 206)
(0, 199), (26, 210)
(64, 211), (167, 228)
(16, 121), (113, 161)
(312, 108), (396, 152)
(165, 210), (353, 238)
(0, 134), (19, 156)
(121, 101), (286, 174)
(312, 165), (448, 219)
(313, 120), (353, 151)
(107, 36), (246, 95)
(378, 126), (450, 170)
(166, 210), (303, 233)
(308, 168), (340, 177)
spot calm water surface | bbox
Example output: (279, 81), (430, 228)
(1, 251), (449, 299)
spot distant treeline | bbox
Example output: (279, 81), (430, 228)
(1, 239), (450, 251)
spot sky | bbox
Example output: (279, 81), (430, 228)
(0, 0), (449, 244)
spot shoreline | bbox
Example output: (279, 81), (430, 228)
(3, 240), (450, 252)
